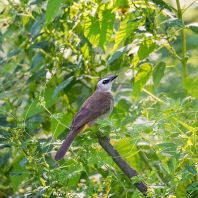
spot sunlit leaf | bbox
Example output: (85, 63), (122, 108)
(176, 183), (190, 197)
(113, 13), (140, 51)
(138, 38), (156, 60)
(83, 4), (115, 50)
(46, 0), (63, 25)
(114, 138), (140, 170)
(133, 63), (152, 98)
(112, 0), (127, 12)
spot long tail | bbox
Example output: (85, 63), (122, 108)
(55, 127), (83, 161)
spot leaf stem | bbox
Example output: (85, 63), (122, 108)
(175, 0), (188, 80)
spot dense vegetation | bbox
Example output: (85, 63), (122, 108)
(0, 0), (198, 197)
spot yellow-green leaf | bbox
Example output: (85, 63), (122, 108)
(133, 63), (152, 98)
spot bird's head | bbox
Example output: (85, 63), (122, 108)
(96, 75), (118, 92)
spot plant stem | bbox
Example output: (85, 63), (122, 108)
(175, 0), (188, 80)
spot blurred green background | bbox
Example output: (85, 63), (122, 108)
(0, 0), (198, 197)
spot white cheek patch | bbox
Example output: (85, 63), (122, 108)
(97, 78), (112, 92)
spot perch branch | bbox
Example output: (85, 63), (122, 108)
(98, 134), (148, 195)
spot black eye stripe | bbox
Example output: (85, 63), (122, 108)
(102, 80), (109, 84)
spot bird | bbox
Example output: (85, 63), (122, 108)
(54, 75), (118, 161)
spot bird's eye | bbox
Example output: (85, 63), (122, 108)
(102, 80), (109, 84)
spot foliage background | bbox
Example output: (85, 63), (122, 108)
(0, 0), (198, 197)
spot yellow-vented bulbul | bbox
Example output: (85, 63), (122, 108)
(55, 75), (118, 161)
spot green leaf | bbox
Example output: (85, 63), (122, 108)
(52, 113), (73, 138)
(114, 138), (140, 170)
(138, 38), (156, 60)
(185, 165), (197, 175)
(19, 158), (28, 168)
(96, 117), (115, 128)
(52, 77), (75, 98)
(127, 16), (143, 23)
(7, 49), (20, 58)
(186, 181), (198, 194)
(153, 61), (166, 88)
(159, 163), (170, 175)
(27, 70), (47, 83)
(10, 172), (22, 176)
(156, 142), (177, 148)
(112, 0), (127, 12)
(83, 5), (115, 50)
(186, 22), (198, 34)
(165, 18), (185, 29)
(23, 88), (59, 118)
(107, 43), (132, 65)
(133, 63), (152, 98)
(151, 0), (172, 11)
(46, 0), (63, 25)
(113, 97), (132, 121)
(176, 183), (190, 197)
(183, 77), (198, 99)
(0, 152), (11, 166)
(113, 13), (140, 50)
(29, 41), (52, 49)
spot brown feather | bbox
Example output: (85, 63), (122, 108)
(55, 90), (114, 161)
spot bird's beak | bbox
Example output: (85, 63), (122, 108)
(110, 75), (118, 82)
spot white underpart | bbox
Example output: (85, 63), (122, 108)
(97, 78), (112, 92)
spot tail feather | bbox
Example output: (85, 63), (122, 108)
(55, 128), (82, 161)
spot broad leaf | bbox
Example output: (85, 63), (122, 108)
(151, 0), (172, 11)
(165, 18), (185, 29)
(29, 41), (52, 49)
(19, 158), (28, 168)
(46, 0), (63, 25)
(138, 38), (156, 60)
(52, 77), (75, 98)
(83, 4), (115, 50)
(114, 138), (140, 170)
(113, 13), (140, 50)
(183, 77), (198, 99)
(186, 22), (198, 34)
(7, 49), (20, 58)
(23, 88), (59, 118)
(185, 165), (197, 175)
(153, 61), (166, 88)
(107, 43), (132, 65)
(52, 113), (73, 138)
(133, 63), (152, 98)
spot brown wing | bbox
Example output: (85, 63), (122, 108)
(71, 91), (113, 130)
